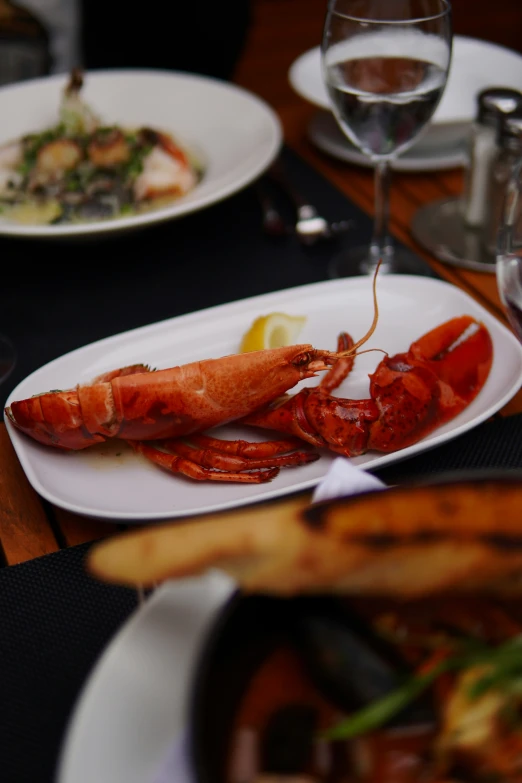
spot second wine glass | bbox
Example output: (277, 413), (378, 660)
(496, 156), (522, 343)
(321, 0), (452, 277)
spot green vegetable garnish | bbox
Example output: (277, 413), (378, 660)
(322, 633), (522, 741)
(322, 664), (445, 740)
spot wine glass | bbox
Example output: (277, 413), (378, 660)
(321, 0), (452, 277)
(496, 156), (522, 342)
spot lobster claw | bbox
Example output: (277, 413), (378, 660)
(367, 316), (493, 452)
(242, 389), (380, 456)
(242, 316), (493, 459)
(408, 315), (493, 414)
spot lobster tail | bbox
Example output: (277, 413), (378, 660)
(6, 390), (104, 449)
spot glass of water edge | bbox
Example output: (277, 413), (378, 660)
(321, 0), (452, 277)
(496, 157), (522, 343)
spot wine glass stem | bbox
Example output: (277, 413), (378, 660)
(366, 160), (393, 274)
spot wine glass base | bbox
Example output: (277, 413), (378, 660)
(0, 334), (16, 385)
(328, 245), (437, 279)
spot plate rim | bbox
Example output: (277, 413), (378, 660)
(56, 574), (236, 783)
(307, 111), (467, 172)
(288, 34), (522, 123)
(0, 68), (282, 239)
(5, 274), (522, 522)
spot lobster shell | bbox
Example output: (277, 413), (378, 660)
(6, 344), (333, 450)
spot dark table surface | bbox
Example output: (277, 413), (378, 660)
(1, 147), (377, 411)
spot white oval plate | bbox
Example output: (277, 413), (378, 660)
(57, 574), (235, 783)
(308, 111), (467, 172)
(289, 35), (522, 147)
(5, 275), (522, 521)
(0, 69), (282, 239)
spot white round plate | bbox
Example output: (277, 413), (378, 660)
(308, 111), (467, 172)
(57, 573), (235, 783)
(0, 69), (282, 239)
(289, 35), (522, 149)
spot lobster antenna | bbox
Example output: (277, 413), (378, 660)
(338, 259), (381, 357)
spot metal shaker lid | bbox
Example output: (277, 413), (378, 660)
(476, 87), (522, 126)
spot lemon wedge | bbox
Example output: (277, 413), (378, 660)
(240, 312), (307, 352)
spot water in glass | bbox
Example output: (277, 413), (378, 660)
(321, 0), (452, 277)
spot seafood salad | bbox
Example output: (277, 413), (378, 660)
(223, 593), (522, 783)
(0, 69), (203, 225)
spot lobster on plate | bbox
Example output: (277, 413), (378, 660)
(242, 314), (493, 458)
(5, 315), (493, 484)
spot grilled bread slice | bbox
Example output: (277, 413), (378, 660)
(87, 473), (522, 598)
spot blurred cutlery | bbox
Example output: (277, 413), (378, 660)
(254, 180), (290, 237)
(268, 159), (354, 245)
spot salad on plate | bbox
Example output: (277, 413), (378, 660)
(0, 69), (203, 226)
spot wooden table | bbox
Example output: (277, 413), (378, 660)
(1, 0), (522, 567)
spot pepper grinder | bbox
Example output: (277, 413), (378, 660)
(462, 87), (522, 229)
(482, 112), (522, 256)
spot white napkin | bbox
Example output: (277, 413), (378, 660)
(311, 456), (386, 503)
(151, 458), (386, 783)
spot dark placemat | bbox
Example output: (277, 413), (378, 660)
(0, 145), (436, 410)
(0, 542), (138, 783)
(375, 413), (522, 484)
(2, 414), (522, 783)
